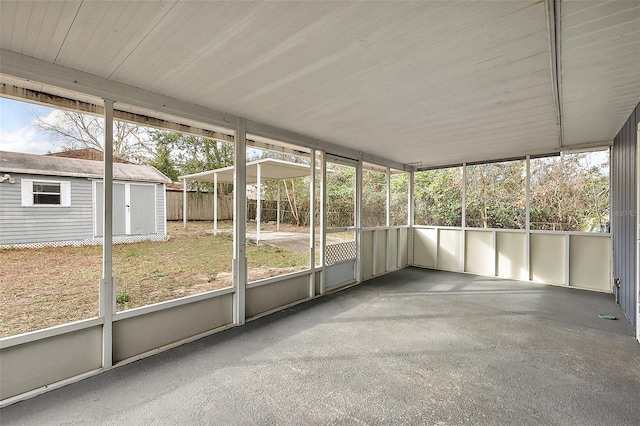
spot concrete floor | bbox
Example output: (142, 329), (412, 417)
(2, 268), (639, 425)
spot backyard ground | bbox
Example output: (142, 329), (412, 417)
(0, 221), (318, 337)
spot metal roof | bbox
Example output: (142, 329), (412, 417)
(0, 1), (638, 168)
(0, 151), (172, 183)
(179, 158), (310, 184)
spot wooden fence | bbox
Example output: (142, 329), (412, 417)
(166, 191), (233, 221)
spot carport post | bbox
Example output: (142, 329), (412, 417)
(213, 173), (218, 234)
(100, 98), (114, 368)
(182, 178), (187, 229)
(256, 163), (262, 244)
(277, 183), (281, 232)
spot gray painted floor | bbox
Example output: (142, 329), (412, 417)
(2, 268), (639, 425)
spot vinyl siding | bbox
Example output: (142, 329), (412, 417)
(0, 175), (167, 245)
(611, 102), (638, 326)
(156, 184), (166, 236)
(0, 173), (93, 245)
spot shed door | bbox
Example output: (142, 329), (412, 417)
(95, 182), (154, 236)
(129, 184), (156, 235)
(95, 182), (126, 236)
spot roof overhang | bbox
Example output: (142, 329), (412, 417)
(179, 159), (311, 184)
(0, 151), (172, 183)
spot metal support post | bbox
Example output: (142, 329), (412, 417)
(461, 163), (467, 272)
(386, 167), (391, 272)
(309, 150), (316, 297)
(233, 118), (247, 325)
(100, 98), (114, 368)
(525, 155), (531, 280)
(408, 170), (415, 265)
(182, 178), (187, 228)
(355, 160), (363, 283)
(320, 152), (327, 294)
(256, 163), (261, 244)
(213, 173), (218, 234)
(277, 182), (281, 232)
(386, 167), (391, 228)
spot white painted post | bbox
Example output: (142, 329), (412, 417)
(320, 152), (327, 294)
(386, 167), (391, 228)
(233, 118), (247, 325)
(182, 178), (187, 229)
(372, 229), (378, 275)
(492, 230), (497, 276)
(309, 150), (316, 298)
(355, 160), (363, 283)
(213, 173), (218, 234)
(100, 98), (114, 369)
(565, 233), (571, 286)
(435, 227), (440, 269)
(636, 124), (640, 343)
(397, 228), (402, 269)
(408, 170), (415, 265)
(277, 182), (281, 232)
(461, 163), (467, 272)
(525, 155), (531, 280)
(386, 167), (391, 273)
(256, 163), (261, 244)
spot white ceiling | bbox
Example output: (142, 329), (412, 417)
(1, 0), (638, 168)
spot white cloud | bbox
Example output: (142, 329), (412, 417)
(36, 108), (65, 127)
(0, 110), (62, 154)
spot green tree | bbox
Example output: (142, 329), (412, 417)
(414, 168), (463, 226)
(148, 139), (179, 181)
(326, 164), (356, 228)
(530, 153), (609, 231)
(390, 172), (409, 226)
(151, 131), (234, 192)
(362, 168), (387, 227)
(465, 161), (525, 229)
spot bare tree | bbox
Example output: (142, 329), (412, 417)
(35, 110), (154, 163)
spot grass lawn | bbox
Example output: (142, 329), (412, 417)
(0, 221), (310, 338)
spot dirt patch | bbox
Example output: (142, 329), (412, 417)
(0, 222), (310, 337)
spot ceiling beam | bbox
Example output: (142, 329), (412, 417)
(0, 84), (235, 144)
(247, 119), (410, 172)
(0, 49), (236, 130)
(0, 49), (410, 172)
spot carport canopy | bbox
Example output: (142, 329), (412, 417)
(179, 158), (312, 242)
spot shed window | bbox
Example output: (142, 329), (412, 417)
(21, 179), (71, 207)
(33, 182), (61, 205)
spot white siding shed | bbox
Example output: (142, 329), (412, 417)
(0, 151), (171, 247)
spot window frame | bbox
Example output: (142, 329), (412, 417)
(21, 179), (71, 207)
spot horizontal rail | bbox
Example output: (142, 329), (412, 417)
(114, 286), (235, 321)
(0, 317), (104, 349)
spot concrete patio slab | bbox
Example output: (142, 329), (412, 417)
(1, 268), (638, 425)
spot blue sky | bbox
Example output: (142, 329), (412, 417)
(0, 97), (60, 154)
